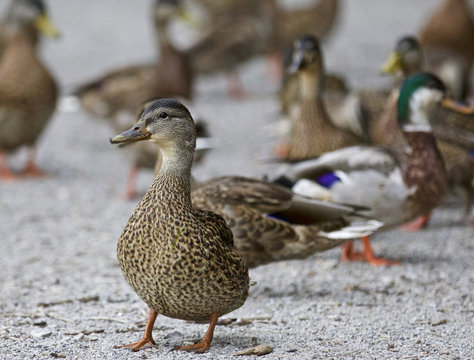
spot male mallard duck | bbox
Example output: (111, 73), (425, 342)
(0, 0), (59, 179)
(382, 36), (474, 223)
(382, 35), (470, 100)
(191, 176), (383, 268)
(110, 98), (249, 353)
(76, 0), (194, 198)
(273, 73), (449, 265)
(276, 36), (361, 161)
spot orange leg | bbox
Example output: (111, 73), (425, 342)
(265, 50), (283, 82)
(273, 142), (290, 159)
(341, 237), (400, 266)
(0, 151), (19, 180)
(115, 308), (158, 351)
(124, 165), (139, 200)
(401, 214), (432, 231)
(23, 148), (46, 177)
(177, 312), (218, 353)
(340, 240), (365, 262)
(227, 71), (245, 99)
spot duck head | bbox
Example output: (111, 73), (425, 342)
(5, 0), (60, 39)
(110, 98), (197, 170)
(382, 35), (423, 76)
(397, 72), (446, 132)
(287, 35), (324, 75)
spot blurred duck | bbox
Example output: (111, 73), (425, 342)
(382, 35), (471, 100)
(381, 36), (474, 224)
(0, 0), (59, 179)
(75, 0), (196, 198)
(188, 0), (339, 95)
(275, 36), (364, 161)
(272, 73), (449, 265)
(419, 0), (474, 94)
(192, 176), (382, 268)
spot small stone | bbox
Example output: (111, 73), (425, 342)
(164, 330), (183, 340)
(234, 345), (274, 356)
(31, 329), (51, 338)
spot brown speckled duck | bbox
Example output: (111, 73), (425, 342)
(76, 0), (193, 197)
(0, 0), (59, 179)
(276, 36), (361, 161)
(272, 73), (449, 265)
(110, 98), (249, 353)
(191, 176), (383, 268)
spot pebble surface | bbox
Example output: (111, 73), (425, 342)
(1, 1), (473, 359)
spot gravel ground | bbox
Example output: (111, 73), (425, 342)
(1, 1), (473, 359)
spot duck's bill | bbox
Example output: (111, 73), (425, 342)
(177, 9), (200, 27)
(34, 14), (61, 39)
(110, 126), (151, 145)
(441, 98), (474, 115)
(287, 51), (304, 74)
(381, 52), (402, 74)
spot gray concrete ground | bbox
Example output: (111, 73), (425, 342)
(1, 1), (473, 359)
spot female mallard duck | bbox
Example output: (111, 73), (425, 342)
(382, 35), (470, 100)
(276, 36), (362, 161)
(110, 98), (249, 353)
(419, 0), (474, 80)
(381, 36), (474, 224)
(191, 176), (382, 268)
(188, 0), (338, 95)
(0, 0), (59, 179)
(273, 73), (449, 265)
(76, 0), (194, 198)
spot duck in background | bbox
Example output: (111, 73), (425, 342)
(272, 73), (449, 265)
(382, 35), (470, 101)
(419, 0), (474, 100)
(275, 36), (365, 162)
(381, 36), (474, 225)
(75, 0), (196, 198)
(0, 0), (59, 179)
(187, 0), (339, 96)
(110, 99), (249, 353)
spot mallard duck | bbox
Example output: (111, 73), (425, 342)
(279, 36), (390, 149)
(272, 73), (449, 265)
(188, 0), (339, 94)
(191, 176), (382, 268)
(382, 36), (474, 223)
(419, 0), (474, 71)
(0, 0), (59, 180)
(382, 35), (470, 100)
(76, 0), (194, 198)
(110, 98), (249, 353)
(276, 36), (361, 161)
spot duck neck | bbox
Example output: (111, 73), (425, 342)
(149, 145), (194, 209)
(298, 64), (324, 100)
(155, 18), (172, 55)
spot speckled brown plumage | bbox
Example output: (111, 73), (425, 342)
(191, 176), (381, 268)
(111, 98), (249, 352)
(118, 174), (249, 321)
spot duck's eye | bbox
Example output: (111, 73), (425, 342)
(159, 112), (168, 119)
